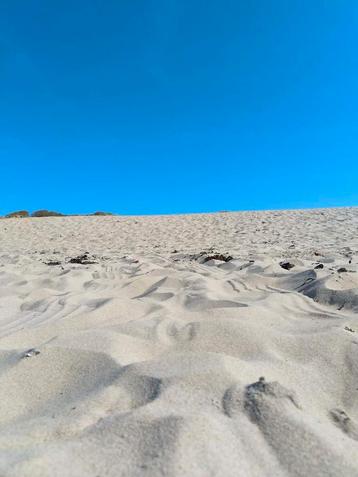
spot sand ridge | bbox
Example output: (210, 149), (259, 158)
(0, 208), (357, 476)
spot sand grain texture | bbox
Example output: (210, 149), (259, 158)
(0, 208), (358, 476)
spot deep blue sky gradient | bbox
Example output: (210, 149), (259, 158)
(1, 1), (357, 215)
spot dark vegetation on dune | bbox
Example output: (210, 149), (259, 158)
(91, 211), (114, 216)
(5, 210), (30, 218)
(31, 210), (65, 217)
(2, 210), (114, 218)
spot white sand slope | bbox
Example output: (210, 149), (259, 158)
(0, 208), (357, 476)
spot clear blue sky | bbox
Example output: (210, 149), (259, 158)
(1, 1), (357, 215)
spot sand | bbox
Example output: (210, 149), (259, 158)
(0, 207), (357, 476)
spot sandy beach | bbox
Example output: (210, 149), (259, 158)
(0, 207), (357, 476)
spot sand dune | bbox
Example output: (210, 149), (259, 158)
(0, 208), (357, 476)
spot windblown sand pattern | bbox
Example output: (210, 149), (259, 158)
(0, 208), (357, 476)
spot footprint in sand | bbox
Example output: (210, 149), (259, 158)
(223, 377), (358, 477)
(330, 408), (358, 441)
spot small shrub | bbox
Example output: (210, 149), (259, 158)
(5, 210), (29, 218)
(92, 211), (114, 216)
(31, 210), (64, 217)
